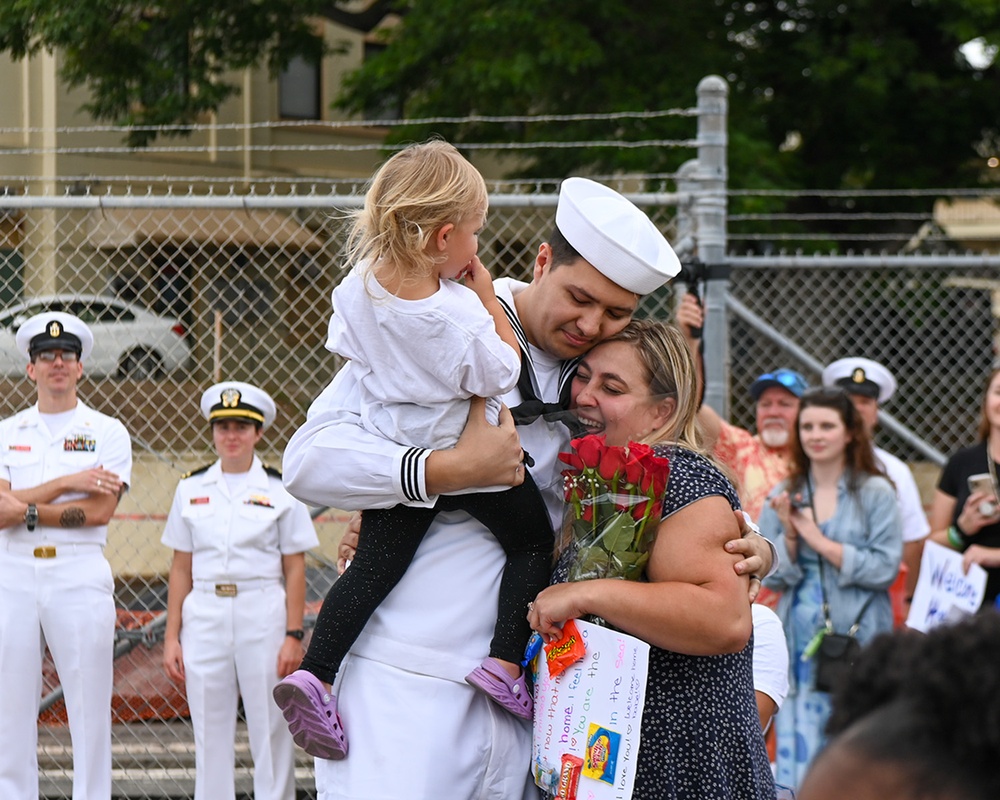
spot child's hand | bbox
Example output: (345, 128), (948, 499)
(460, 257), (497, 303)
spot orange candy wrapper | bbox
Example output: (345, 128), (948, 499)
(556, 753), (583, 800)
(544, 619), (586, 678)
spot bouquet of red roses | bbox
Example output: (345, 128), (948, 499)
(558, 434), (671, 582)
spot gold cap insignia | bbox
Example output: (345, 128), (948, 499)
(852, 368), (866, 384)
(49, 321), (63, 338)
(221, 388), (241, 408)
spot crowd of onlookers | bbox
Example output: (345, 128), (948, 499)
(4, 146), (999, 800)
(684, 294), (1000, 795)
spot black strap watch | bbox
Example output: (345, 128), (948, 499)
(24, 503), (38, 532)
(285, 629), (305, 641)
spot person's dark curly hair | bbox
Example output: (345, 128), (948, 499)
(820, 611), (1000, 799)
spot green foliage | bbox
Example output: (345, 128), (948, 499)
(336, 0), (1000, 202)
(0, 0), (331, 146)
(2, 0), (999, 201)
(730, 0), (1000, 191)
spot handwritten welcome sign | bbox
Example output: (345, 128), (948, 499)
(906, 540), (987, 632)
(531, 619), (649, 800)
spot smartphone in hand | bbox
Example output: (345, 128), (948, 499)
(968, 473), (998, 516)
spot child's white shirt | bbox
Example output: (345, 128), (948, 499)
(326, 265), (521, 450)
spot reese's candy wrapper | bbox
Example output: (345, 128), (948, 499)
(556, 753), (583, 800)
(544, 619), (585, 678)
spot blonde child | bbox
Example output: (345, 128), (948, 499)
(272, 140), (552, 759)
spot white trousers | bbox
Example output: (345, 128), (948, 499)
(0, 547), (115, 800)
(180, 582), (296, 800)
(315, 652), (535, 800)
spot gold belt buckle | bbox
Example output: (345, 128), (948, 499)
(33, 545), (57, 559)
(215, 583), (238, 597)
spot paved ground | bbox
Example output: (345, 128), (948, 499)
(39, 719), (317, 799)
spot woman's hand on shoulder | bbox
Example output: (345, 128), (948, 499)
(724, 510), (773, 601)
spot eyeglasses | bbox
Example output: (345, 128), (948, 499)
(34, 350), (79, 363)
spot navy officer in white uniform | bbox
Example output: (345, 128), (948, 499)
(822, 357), (931, 606)
(283, 178), (776, 800)
(162, 381), (318, 800)
(0, 311), (132, 800)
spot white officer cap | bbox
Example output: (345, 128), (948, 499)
(15, 311), (94, 362)
(822, 357), (897, 404)
(555, 177), (681, 295)
(200, 381), (277, 430)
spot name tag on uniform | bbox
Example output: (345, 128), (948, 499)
(190, 496), (210, 505)
(8, 444), (31, 452)
(64, 434), (96, 452)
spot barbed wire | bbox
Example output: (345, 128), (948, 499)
(730, 187), (1000, 198)
(0, 108), (697, 137)
(0, 138), (698, 158)
(729, 212), (933, 222)
(729, 232), (928, 241)
(0, 171), (684, 187)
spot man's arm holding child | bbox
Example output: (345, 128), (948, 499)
(284, 366), (525, 511)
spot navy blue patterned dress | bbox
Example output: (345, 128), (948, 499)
(548, 445), (775, 800)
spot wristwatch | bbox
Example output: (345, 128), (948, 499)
(285, 629), (305, 641)
(24, 503), (38, 532)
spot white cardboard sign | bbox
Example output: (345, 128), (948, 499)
(906, 540), (987, 632)
(530, 619), (649, 800)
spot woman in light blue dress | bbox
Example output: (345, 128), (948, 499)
(759, 387), (902, 789)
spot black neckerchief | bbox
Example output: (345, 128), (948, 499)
(498, 295), (587, 439)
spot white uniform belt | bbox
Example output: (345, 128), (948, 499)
(192, 577), (282, 596)
(1, 540), (104, 558)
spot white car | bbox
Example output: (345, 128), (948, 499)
(0, 294), (192, 378)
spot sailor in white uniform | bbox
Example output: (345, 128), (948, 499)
(162, 381), (318, 800)
(283, 179), (771, 799)
(0, 311), (132, 800)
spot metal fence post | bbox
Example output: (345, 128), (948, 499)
(694, 75), (730, 416)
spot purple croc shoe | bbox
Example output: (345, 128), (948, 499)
(466, 657), (533, 720)
(272, 670), (349, 759)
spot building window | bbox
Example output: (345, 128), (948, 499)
(279, 56), (321, 120)
(363, 42), (402, 122)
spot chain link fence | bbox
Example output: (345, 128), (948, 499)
(3, 186), (683, 798)
(724, 258), (997, 462)
(5, 77), (1000, 796)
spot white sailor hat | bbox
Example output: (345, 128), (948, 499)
(822, 357), (897, 404)
(200, 381), (277, 429)
(555, 177), (681, 295)
(15, 311), (94, 362)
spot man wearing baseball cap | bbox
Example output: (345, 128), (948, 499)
(696, 358), (808, 523)
(284, 176), (775, 799)
(823, 357), (930, 603)
(0, 311), (132, 799)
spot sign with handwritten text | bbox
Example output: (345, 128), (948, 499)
(530, 619), (649, 800)
(906, 540), (987, 632)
